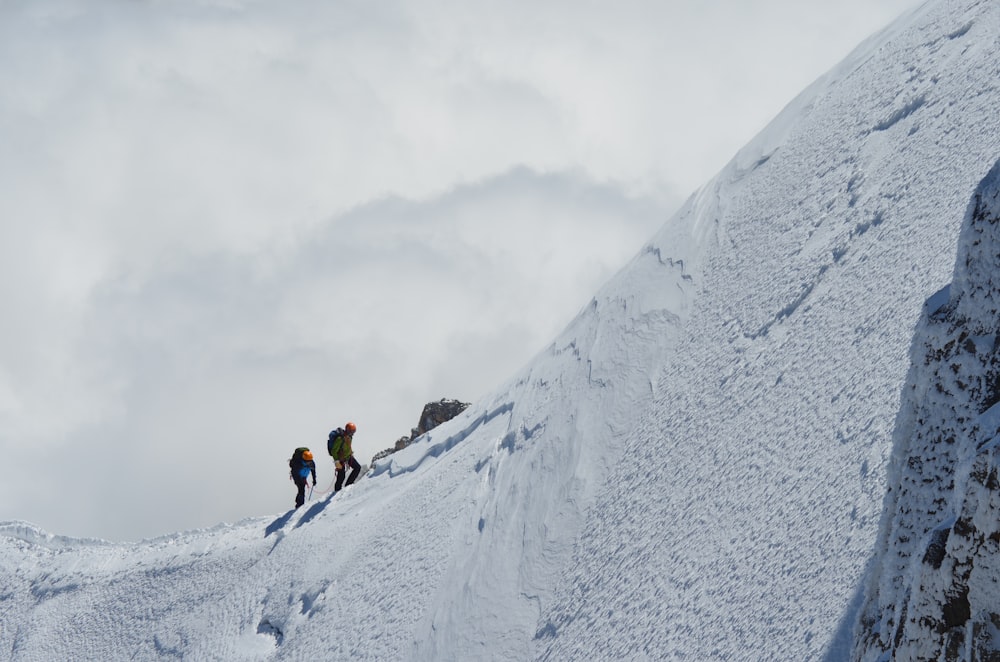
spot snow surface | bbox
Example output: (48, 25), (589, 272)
(5, 0), (1000, 659)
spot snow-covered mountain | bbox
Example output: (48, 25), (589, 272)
(4, 0), (1000, 659)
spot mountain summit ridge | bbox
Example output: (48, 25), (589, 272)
(5, 0), (1000, 659)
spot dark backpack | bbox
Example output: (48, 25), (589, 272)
(290, 446), (310, 467)
(327, 429), (344, 457)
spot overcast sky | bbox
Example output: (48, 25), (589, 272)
(0, 0), (923, 541)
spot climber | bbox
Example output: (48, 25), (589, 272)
(289, 447), (317, 509)
(328, 422), (361, 492)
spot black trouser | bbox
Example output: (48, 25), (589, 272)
(294, 478), (308, 508)
(335, 456), (361, 491)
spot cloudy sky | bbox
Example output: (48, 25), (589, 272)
(0, 0), (922, 541)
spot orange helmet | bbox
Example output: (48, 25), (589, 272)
(302, 450), (314, 461)
(345, 422), (357, 434)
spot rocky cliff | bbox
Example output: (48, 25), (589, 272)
(854, 160), (1000, 661)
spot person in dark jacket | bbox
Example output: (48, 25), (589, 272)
(289, 447), (317, 508)
(328, 421), (360, 492)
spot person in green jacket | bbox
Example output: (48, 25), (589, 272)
(328, 421), (360, 492)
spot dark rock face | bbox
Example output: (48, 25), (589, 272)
(414, 398), (470, 437)
(371, 398), (470, 465)
(853, 160), (1000, 662)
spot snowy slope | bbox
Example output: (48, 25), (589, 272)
(533, 1), (1000, 659)
(5, 0), (1000, 660)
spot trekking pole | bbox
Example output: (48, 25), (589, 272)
(308, 484), (315, 502)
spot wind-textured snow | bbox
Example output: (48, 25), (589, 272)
(4, 0), (1000, 660)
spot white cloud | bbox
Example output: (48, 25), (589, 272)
(3, 167), (668, 540)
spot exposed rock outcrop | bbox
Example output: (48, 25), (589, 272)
(371, 398), (470, 465)
(854, 160), (1000, 661)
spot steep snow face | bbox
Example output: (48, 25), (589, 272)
(5, 0), (1000, 660)
(533, 1), (1000, 659)
(853, 160), (1000, 662)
